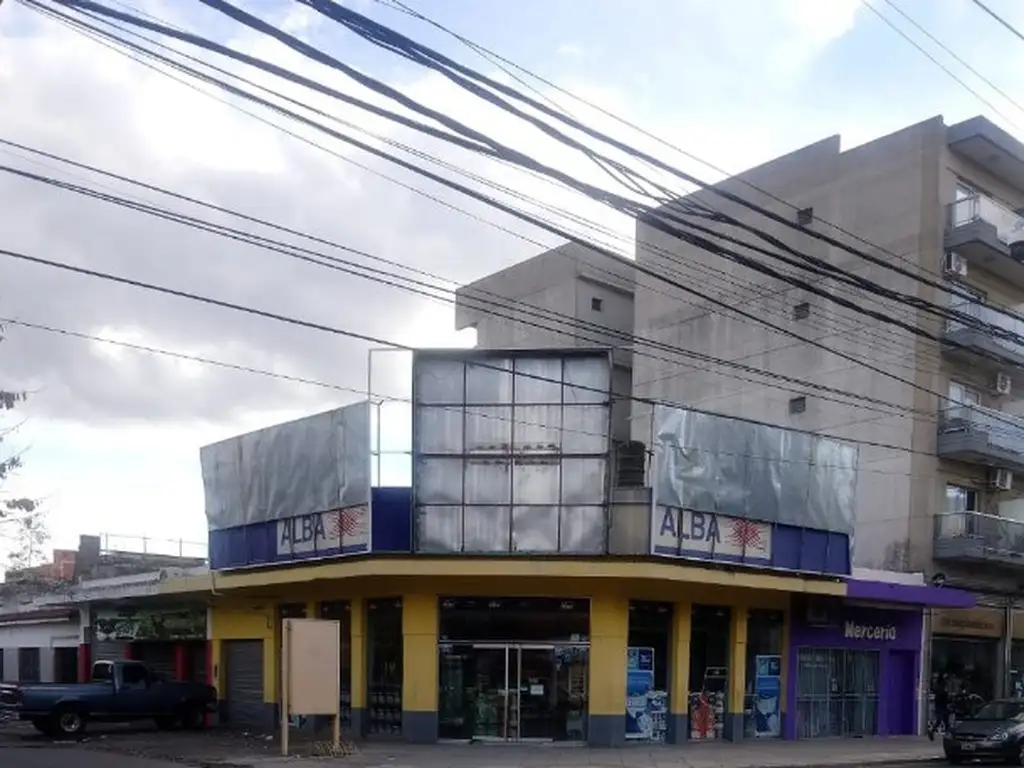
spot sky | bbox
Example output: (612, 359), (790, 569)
(0, 0), (1023, 562)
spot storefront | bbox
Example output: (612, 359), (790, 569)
(931, 606), (1003, 703)
(436, 597), (590, 742)
(787, 603), (922, 739)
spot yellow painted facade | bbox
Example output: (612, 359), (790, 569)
(179, 558), (835, 743)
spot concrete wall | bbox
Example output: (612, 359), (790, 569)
(0, 617), (80, 683)
(455, 242), (636, 442)
(631, 118), (953, 574)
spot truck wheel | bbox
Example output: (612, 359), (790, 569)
(53, 707), (87, 738)
(180, 704), (206, 730)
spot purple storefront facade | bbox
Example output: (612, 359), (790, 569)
(784, 580), (974, 740)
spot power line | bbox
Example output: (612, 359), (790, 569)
(971, 0), (1024, 44)
(860, 0), (1022, 129)
(24, 4), (987, 391)
(25, 2), (1024, 444)
(877, 0), (1024, 117)
(0, 243), (977, 460)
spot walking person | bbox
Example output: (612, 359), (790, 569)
(929, 675), (950, 741)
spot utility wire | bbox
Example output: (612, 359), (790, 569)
(0, 244), (976, 460)
(860, 0), (1022, 128)
(877, 0), (1024, 117)
(25, 0), (991, 387)
(971, 0), (1024, 44)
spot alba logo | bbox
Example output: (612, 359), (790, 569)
(843, 621), (897, 641)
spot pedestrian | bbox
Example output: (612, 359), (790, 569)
(929, 675), (950, 741)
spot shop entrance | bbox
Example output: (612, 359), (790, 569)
(437, 597), (590, 742)
(462, 643), (565, 741)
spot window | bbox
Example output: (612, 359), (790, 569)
(793, 302), (810, 320)
(122, 664), (149, 686)
(946, 484), (979, 513)
(92, 662), (113, 682)
(18, 648), (40, 683)
(796, 207), (814, 226)
(947, 381), (980, 419)
(956, 181), (977, 201)
(788, 396), (807, 414)
(590, 297), (603, 312)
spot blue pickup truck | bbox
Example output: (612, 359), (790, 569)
(0, 659), (217, 737)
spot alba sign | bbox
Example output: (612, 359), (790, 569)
(843, 621), (897, 641)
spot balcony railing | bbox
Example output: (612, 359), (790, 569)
(946, 300), (1024, 362)
(938, 404), (1024, 469)
(949, 194), (1024, 248)
(934, 510), (1024, 565)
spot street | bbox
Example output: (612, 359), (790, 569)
(2, 749), (183, 767)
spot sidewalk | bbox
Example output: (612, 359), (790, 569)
(69, 729), (945, 768)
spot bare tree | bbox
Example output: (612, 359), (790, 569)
(7, 513), (48, 571)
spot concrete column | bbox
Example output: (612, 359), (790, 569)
(587, 594), (628, 746)
(39, 648), (55, 683)
(669, 601), (692, 743)
(350, 597), (366, 737)
(726, 606), (748, 741)
(780, 605), (791, 739)
(401, 593), (438, 743)
(2, 648), (17, 682)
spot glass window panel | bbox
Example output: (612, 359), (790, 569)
(513, 460), (560, 504)
(464, 506), (511, 552)
(465, 406), (512, 453)
(515, 358), (563, 404)
(416, 506), (462, 552)
(512, 506), (559, 552)
(559, 506), (605, 552)
(414, 406), (463, 454)
(414, 359), (464, 404)
(563, 356), (610, 404)
(415, 457), (463, 504)
(562, 458), (607, 505)
(562, 405), (609, 454)
(466, 359), (512, 404)
(512, 404), (561, 453)
(464, 459), (511, 504)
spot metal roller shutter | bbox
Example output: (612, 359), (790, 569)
(136, 643), (176, 680)
(224, 640), (265, 729)
(91, 639), (128, 668)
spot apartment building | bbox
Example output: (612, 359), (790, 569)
(631, 114), (1024, 699)
(457, 115), (1024, 699)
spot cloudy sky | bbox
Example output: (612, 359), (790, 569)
(0, 0), (1022, 561)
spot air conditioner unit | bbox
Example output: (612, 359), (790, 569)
(994, 372), (1013, 396)
(991, 468), (1014, 491)
(943, 251), (968, 278)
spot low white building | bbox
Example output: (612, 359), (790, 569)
(0, 606), (81, 683)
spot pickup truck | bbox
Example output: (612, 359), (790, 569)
(0, 659), (218, 737)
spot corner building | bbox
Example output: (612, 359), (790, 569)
(172, 348), (969, 745)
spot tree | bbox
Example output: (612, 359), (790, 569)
(7, 513), (49, 571)
(2, 327), (43, 572)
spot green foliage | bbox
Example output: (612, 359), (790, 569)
(1, 327), (43, 568)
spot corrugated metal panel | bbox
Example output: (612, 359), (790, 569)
(90, 639), (127, 667)
(224, 640), (265, 728)
(136, 642), (175, 680)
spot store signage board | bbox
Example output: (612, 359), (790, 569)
(651, 507), (773, 565)
(276, 505), (369, 557)
(843, 622), (897, 641)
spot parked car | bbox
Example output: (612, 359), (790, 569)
(943, 698), (1024, 765)
(0, 659), (217, 737)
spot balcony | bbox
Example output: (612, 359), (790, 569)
(937, 405), (1024, 471)
(945, 195), (1024, 286)
(934, 510), (1024, 568)
(943, 300), (1024, 370)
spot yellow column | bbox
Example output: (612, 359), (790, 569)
(350, 598), (366, 716)
(588, 593), (629, 746)
(728, 606), (748, 742)
(401, 593), (438, 743)
(670, 601), (692, 743)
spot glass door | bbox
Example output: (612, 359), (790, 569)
(517, 645), (557, 741)
(471, 644), (509, 740)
